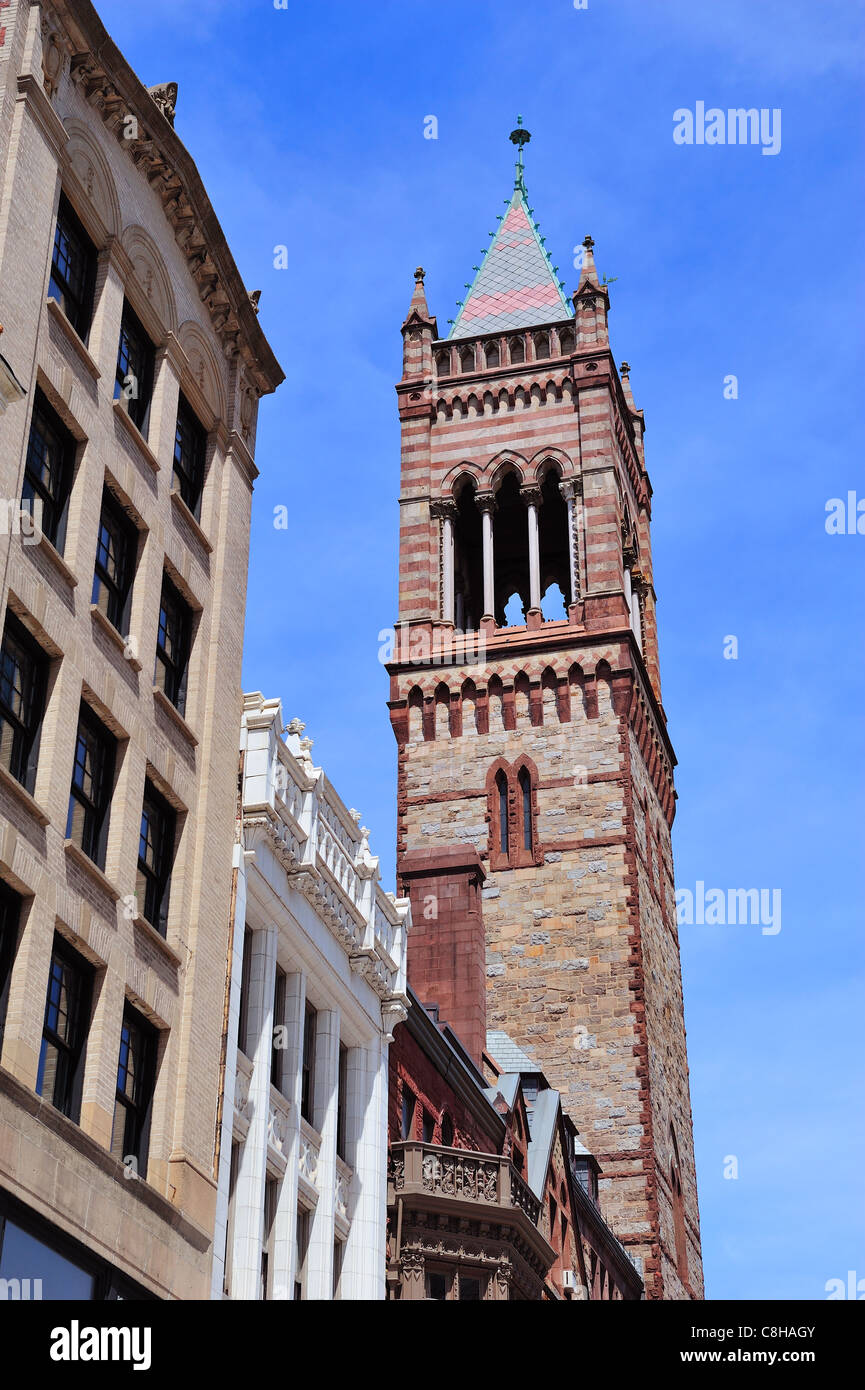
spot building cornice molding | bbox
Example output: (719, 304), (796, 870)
(48, 0), (283, 397)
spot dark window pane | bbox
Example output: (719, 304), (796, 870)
(173, 394), (207, 520)
(48, 194), (97, 340)
(459, 1276), (481, 1301)
(135, 782), (175, 935)
(65, 705), (116, 869)
(154, 576), (192, 716)
(301, 1004), (316, 1124)
(426, 1272), (447, 1300)
(520, 767), (533, 851)
(23, 393), (74, 550)
(0, 614), (48, 794)
(36, 939), (92, 1121)
(0, 881), (22, 1046)
(111, 1004), (157, 1178)
(91, 492), (137, 633)
(114, 301), (154, 436)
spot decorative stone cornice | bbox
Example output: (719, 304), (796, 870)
(51, 1), (282, 397)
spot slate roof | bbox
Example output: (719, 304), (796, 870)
(486, 1030), (539, 1074)
(447, 184), (573, 340)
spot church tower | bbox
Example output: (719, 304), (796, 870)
(386, 123), (703, 1299)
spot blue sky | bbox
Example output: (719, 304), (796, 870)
(97, 0), (865, 1299)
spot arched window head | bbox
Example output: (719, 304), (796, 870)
(441, 1112), (453, 1147)
(519, 766), (533, 852)
(459, 346), (474, 373)
(485, 341), (500, 369)
(434, 349), (450, 376)
(559, 325), (575, 354)
(496, 769), (509, 856)
(534, 331), (550, 359)
(509, 336), (525, 365)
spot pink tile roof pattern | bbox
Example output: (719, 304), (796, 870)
(447, 187), (573, 341)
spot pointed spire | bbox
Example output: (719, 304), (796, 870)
(620, 360), (637, 412)
(509, 114), (531, 195)
(402, 265), (434, 330)
(576, 233), (599, 290)
(447, 122), (572, 341)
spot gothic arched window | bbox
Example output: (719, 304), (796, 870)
(487, 759), (539, 870)
(509, 336), (525, 365)
(670, 1125), (689, 1284)
(519, 766), (533, 852)
(485, 341), (499, 369)
(496, 769), (509, 856)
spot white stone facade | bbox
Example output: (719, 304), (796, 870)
(211, 693), (409, 1300)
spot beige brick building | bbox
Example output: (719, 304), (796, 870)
(387, 138), (703, 1298)
(0, 1), (281, 1297)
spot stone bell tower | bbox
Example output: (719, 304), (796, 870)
(386, 122), (703, 1299)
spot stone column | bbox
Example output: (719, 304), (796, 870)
(521, 486), (542, 613)
(477, 493), (496, 623)
(306, 1006), (340, 1299)
(431, 499), (457, 624)
(230, 924), (278, 1299)
(341, 1038), (387, 1299)
(271, 970), (305, 1299)
(559, 479), (579, 606)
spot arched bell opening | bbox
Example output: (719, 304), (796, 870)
(453, 478), (483, 631)
(538, 467), (570, 616)
(492, 472), (530, 626)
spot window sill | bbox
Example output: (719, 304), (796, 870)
(170, 487), (213, 554)
(132, 912), (182, 967)
(89, 603), (143, 670)
(0, 761), (50, 826)
(45, 297), (101, 380)
(152, 685), (198, 747)
(112, 399), (160, 473)
(30, 532), (78, 589)
(63, 839), (121, 901)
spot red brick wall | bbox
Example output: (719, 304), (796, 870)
(398, 845), (487, 1069)
(388, 1019), (501, 1155)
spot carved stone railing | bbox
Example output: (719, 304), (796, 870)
(233, 1050), (254, 1136)
(298, 1117), (321, 1194)
(335, 1156), (352, 1226)
(389, 1142), (541, 1227)
(241, 695), (409, 1009)
(267, 1087), (290, 1169)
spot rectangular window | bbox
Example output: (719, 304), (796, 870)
(336, 1043), (348, 1160)
(333, 1240), (344, 1300)
(261, 1177), (278, 1300)
(110, 1003), (157, 1179)
(23, 390), (75, 551)
(36, 936), (93, 1121)
(401, 1087), (415, 1141)
(237, 928), (252, 1055)
(114, 300), (154, 436)
(136, 780), (175, 936)
(294, 1207), (310, 1301)
(154, 574), (192, 716)
(65, 704), (116, 870)
(91, 490), (137, 634)
(271, 966), (286, 1090)
(425, 1270), (450, 1300)
(48, 193), (97, 340)
(459, 1275), (482, 1301)
(0, 612), (49, 794)
(300, 1003), (316, 1124)
(0, 881), (22, 1047)
(173, 394), (207, 520)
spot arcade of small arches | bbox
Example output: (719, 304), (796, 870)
(431, 457), (579, 630)
(434, 324), (577, 379)
(402, 661), (617, 745)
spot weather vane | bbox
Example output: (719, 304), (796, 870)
(509, 114), (531, 192)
